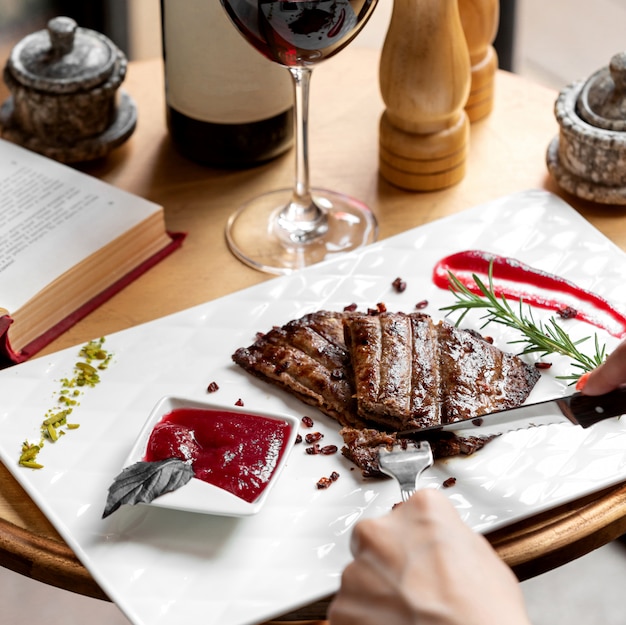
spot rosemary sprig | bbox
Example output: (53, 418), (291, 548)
(439, 265), (607, 382)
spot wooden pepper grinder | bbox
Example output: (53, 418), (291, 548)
(458, 0), (499, 121)
(379, 0), (471, 191)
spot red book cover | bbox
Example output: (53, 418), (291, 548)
(0, 231), (185, 369)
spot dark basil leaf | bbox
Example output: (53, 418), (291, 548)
(103, 458), (194, 518)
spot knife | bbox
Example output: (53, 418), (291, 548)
(396, 386), (626, 439)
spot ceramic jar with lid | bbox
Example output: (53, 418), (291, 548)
(0, 16), (136, 163)
(547, 51), (626, 205)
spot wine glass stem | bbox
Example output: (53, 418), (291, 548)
(277, 66), (327, 242)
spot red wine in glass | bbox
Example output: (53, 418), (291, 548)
(220, 0), (379, 274)
(224, 1), (374, 66)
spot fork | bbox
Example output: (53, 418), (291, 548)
(377, 441), (434, 502)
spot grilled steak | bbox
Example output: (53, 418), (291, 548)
(232, 309), (541, 463)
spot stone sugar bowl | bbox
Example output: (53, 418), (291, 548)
(0, 16), (136, 163)
(547, 52), (626, 205)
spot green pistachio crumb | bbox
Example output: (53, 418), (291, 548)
(18, 339), (112, 469)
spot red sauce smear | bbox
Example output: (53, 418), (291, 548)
(433, 250), (626, 339)
(144, 408), (292, 503)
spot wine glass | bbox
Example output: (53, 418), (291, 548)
(220, 0), (379, 274)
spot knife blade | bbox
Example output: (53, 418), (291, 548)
(396, 386), (626, 439)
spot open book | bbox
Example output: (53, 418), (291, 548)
(0, 138), (184, 367)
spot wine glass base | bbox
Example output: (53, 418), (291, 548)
(225, 188), (378, 275)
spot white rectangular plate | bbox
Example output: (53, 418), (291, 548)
(1, 190), (625, 625)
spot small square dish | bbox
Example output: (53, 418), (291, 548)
(121, 396), (300, 517)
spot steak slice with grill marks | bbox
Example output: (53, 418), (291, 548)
(437, 320), (541, 423)
(343, 312), (442, 431)
(343, 311), (540, 430)
(231, 310), (369, 428)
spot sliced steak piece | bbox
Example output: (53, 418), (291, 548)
(340, 427), (396, 478)
(437, 320), (540, 423)
(344, 312), (539, 430)
(343, 312), (441, 430)
(340, 426), (497, 478)
(232, 311), (369, 428)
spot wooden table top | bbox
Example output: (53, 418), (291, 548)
(2, 47), (626, 615)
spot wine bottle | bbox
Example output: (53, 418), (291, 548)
(161, 0), (294, 168)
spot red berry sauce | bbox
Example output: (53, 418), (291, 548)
(144, 408), (292, 503)
(433, 250), (626, 338)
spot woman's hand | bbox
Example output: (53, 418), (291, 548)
(328, 488), (531, 625)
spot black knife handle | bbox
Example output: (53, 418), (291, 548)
(568, 386), (626, 428)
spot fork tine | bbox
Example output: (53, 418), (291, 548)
(378, 441), (434, 502)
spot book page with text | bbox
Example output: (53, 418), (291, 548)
(0, 140), (162, 314)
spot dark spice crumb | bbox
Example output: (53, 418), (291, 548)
(368, 302), (387, 315)
(305, 431), (323, 444)
(472, 417), (484, 427)
(392, 277), (407, 293)
(415, 299), (428, 310)
(316, 472), (340, 489)
(206, 381), (219, 393)
(442, 477), (457, 488)
(535, 361), (552, 369)
(557, 306), (578, 319)
(301, 416), (314, 428)
(344, 303), (358, 312)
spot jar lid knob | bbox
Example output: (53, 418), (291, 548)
(609, 52), (626, 94)
(47, 16), (77, 57)
(577, 51), (626, 132)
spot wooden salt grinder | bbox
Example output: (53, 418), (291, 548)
(458, 0), (499, 121)
(379, 0), (471, 191)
